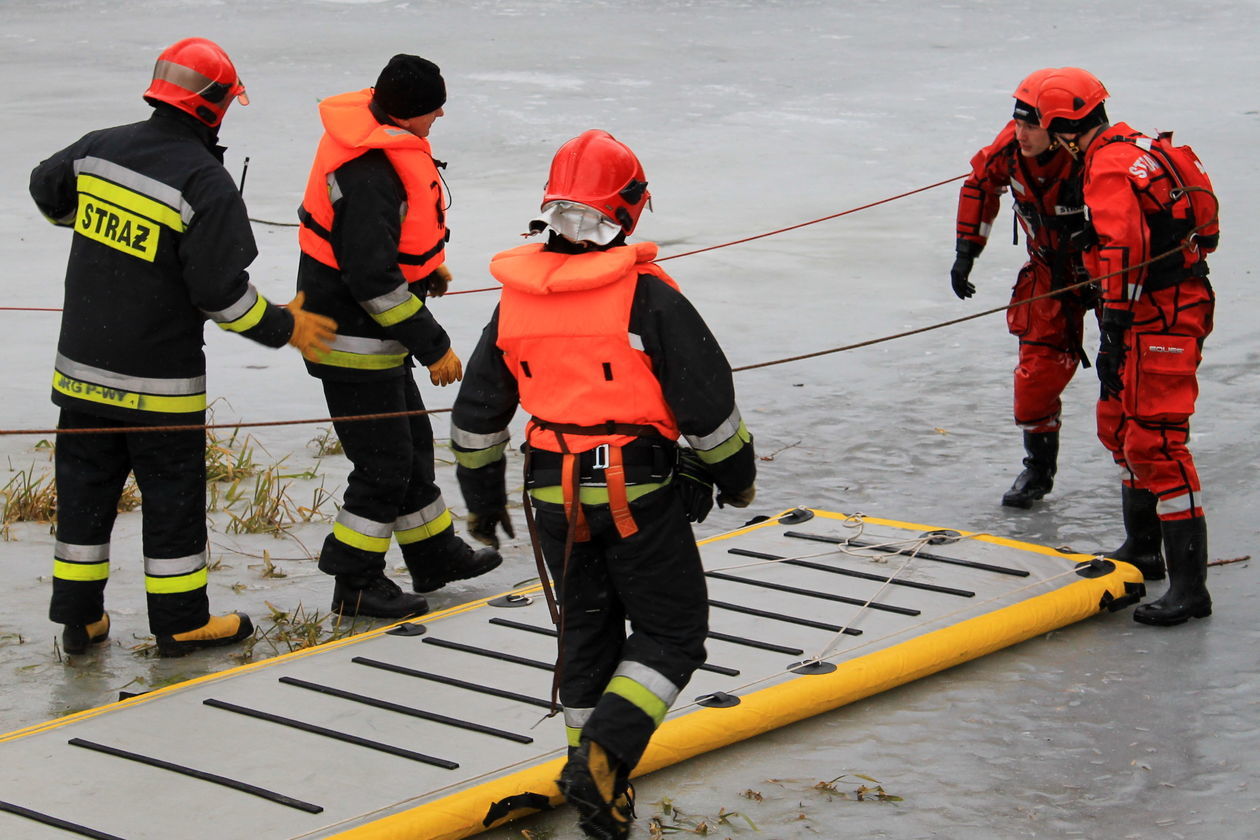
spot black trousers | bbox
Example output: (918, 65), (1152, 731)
(50, 408), (209, 635)
(534, 486), (708, 770)
(319, 374), (445, 578)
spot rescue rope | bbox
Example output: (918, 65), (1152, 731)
(731, 219), (1217, 373)
(672, 548), (1088, 715)
(656, 174), (968, 262)
(0, 408), (450, 437)
(707, 514), (939, 663)
(4, 175), (966, 312)
(0, 185), (1217, 436)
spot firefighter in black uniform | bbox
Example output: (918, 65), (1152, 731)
(451, 130), (757, 840)
(296, 55), (500, 620)
(29, 38), (336, 657)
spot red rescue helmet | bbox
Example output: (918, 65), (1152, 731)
(143, 37), (248, 128)
(1036, 67), (1109, 134)
(541, 129), (650, 235)
(1011, 67), (1056, 124)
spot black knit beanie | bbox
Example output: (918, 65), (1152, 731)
(371, 54), (446, 118)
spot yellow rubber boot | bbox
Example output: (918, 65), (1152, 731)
(62, 611), (111, 655)
(156, 612), (253, 657)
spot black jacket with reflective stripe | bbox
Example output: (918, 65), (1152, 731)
(296, 146), (451, 383)
(29, 107), (293, 424)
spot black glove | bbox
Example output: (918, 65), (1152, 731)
(1096, 309), (1133, 400)
(456, 457), (509, 544)
(675, 448), (716, 524)
(468, 508), (514, 550)
(950, 254), (976, 299)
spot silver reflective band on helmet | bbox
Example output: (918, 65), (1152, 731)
(152, 59), (248, 105)
(535, 200), (624, 245)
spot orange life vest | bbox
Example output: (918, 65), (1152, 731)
(491, 241), (681, 455)
(297, 89), (446, 282)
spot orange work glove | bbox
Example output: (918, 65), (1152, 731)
(426, 264), (452, 297)
(286, 291), (337, 361)
(427, 346), (463, 386)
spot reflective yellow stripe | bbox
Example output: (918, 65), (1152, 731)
(370, 296), (423, 327)
(75, 197), (162, 262)
(317, 349), (409, 370)
(605, 675), (670, 727)
(696, 419), (752, 465)
(394, 509), (453, 546)
(53, 559), (110, 582)
(77, 173), (185, 232)
(566, 726), (583, 748)
(145, 567), (208, 595)
(333, 520), (392, 553)
(529, 480), (669, 505)
(453, 443), (507, 470)
(217, 294), (268, 333)
(53, 372), (206, 414)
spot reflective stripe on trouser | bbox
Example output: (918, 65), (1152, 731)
(1095, 280), (1212, 523)
(394, 496), (452, 546)
(50, 408), (210, 635)
(535, 486), (708, 769)
(318, 374), (444, 578)
(564, 706), (595, 749)
(1007, 261), (1086, 433)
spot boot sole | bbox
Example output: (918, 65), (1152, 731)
(331, 601), (429, 620)
(557, 763), (631, 840)
(1132, 604), (1212, 627)
(62, 631), (110, 656)
(1001, 493), (1043, 509)
(412, 553), (504, 594)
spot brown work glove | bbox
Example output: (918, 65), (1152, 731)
(426, 264), (452, 297)
(427, 346), (463, 386)
(468, 508), (515, 550)
(286, 292), (337, 361)
(716, 484), (756, 509)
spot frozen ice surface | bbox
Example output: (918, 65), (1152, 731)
(2, 2), (1257, 837)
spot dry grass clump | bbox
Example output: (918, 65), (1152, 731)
(237, 601), (368, 661)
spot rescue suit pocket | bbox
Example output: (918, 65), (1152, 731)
(1125, 333), (1200, 420)
(1006, 264), (1053, 338)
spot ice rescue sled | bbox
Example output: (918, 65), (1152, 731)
(0, 508), (1144, 840)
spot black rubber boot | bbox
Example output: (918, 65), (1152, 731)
(332, 574), (429, 619)
(1109, 485), (1166, 581)
(1133, 517), (1211, 626)
(62, 611), (111, 655)
(1002, 431), (1058, 508)
(557, 738), (635, 840)
(405, 529), (502, 594)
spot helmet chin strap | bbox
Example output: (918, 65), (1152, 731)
(1056, 124), (1106, 160)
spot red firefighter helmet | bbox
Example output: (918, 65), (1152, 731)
(143, 37), (248, 127)
(1011, 67), (1056, 124)
(541, 129), (650, 235)
(1036, 67), (1109, 133)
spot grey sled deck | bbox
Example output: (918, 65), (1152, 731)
(0, 508), (1143, 840)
